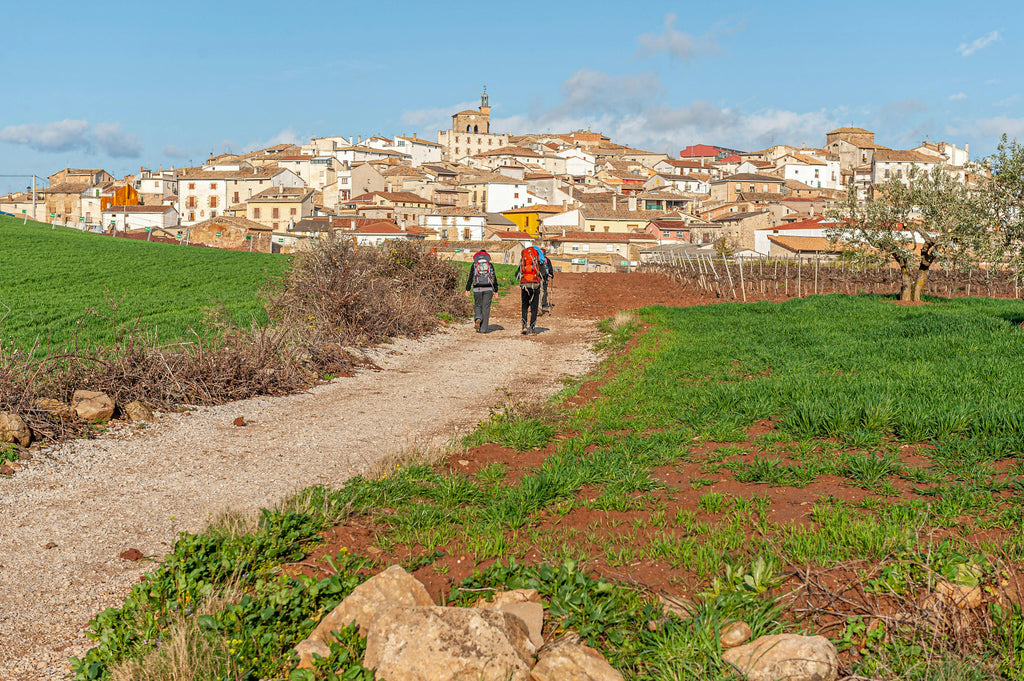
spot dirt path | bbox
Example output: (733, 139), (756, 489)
(0, 271), (711, 679)
(0, 279), (596, 680)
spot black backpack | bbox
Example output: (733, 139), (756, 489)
(473, 257), (493, 286)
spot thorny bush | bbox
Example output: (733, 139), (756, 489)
(0, 239), (468, 443)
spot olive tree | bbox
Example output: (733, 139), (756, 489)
(827, 164), (981, 302)
(980, 135), (1024, 252)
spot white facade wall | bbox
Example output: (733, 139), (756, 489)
(103, 208), (178, 233)
(393, 137), (443, 166)
(422, 214), (487, 241)
(540, 209), (584, 232)
(557, 149), (596, 176)
(754, 225), (827, 256)
(355, 232), (409, 247)
(179, 179), (228, 224)
(484, 181), (536, 213)
(871, 160), (938, 186)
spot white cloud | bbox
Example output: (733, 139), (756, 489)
(401, 100), (477, 133)
(957, 30), (999, 56)
(0, 119), (91, 153)
(490, 70), (837, 152)
(0, 119), (142, 157)
(243, 128), (302, 152)
(636, 13), (741, 60)
(162, 144), (190, 158)
(972, 116), (1024, 139)
(949, 92), (968, 101)
(92, 122), (142, 158)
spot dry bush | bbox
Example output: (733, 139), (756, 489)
(0, 239), (469, 444)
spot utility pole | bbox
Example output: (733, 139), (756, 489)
(31, 175), (36, 223)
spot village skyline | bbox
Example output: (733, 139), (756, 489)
(1, 2), (1021, 195)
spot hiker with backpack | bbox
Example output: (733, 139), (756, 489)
(466, 249), (498, 333)
(516, 244), (543, 335)
(540, 247), (554, 313)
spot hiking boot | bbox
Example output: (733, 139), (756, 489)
(529, 326), (537, 335)
(521, 325), (529, 335)
(475, 318), (482, 332)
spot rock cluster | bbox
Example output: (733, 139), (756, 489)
(293, 565), (624, 681)
(1, 391), (155, 476)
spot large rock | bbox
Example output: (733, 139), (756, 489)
(531, 638), (623, 681)
(722, 634), (839, 681)
(123, 401), (154, 422)
(363, 605), (535, 681)
(0, 413), (31, 447)
(295, 565), (432, 668)
(476, 589), (545, 649)
(33, 398), (75, 420)
(72, 390), (114, 422)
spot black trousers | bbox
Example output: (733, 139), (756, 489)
(520, 285), (540, 328)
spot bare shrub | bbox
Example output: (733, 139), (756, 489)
(0, 239), (469, 444)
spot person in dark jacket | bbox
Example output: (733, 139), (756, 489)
(540, 248), (554, 313)
(466, 249), (498, 333)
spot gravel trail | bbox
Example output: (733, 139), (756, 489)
(0, 281), (600, 680)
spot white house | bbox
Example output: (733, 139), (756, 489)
(460, 174), (539, 213)
(540, 208), (585, 235)
(353, 221), (409, 247)
(871, 150), (941, 186)
(775, 153), (842, 190)
(177, 166), (303, 225)
(421, 208), (488, 241)
(753, 217), (834, 256)
(102, 205), (179, 233)
(556, 148), (596, 177)
(392, 136), (443, 166)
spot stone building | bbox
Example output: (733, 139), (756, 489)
(437, 89), (510, 160)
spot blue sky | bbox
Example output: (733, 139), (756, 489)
(1, 1), (1021, 194)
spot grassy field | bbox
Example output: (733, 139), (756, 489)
(0, 215), (286, 351)
(73, 293), (1024, 680)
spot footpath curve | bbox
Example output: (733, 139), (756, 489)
(0, 275), (608, 680)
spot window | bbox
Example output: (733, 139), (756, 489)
(253, 208), (261, 219)
(290, 207), (297, 216)
(209, 196), (217, 208)
(272, 208), (280, 219)
(187, 196), (197, 208)
(441, 229), (448, 238)
(514, 192), (519, 198)
(210, 183), (216, 190)
(233, 192), (239, 203)
(273, 222), (278, 229)
(188, 183), (195, 190)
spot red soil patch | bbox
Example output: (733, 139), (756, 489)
(281, 272), (1023, 637)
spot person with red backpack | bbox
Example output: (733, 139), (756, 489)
(465, 249), (498, 333)
(516, 244), (543, 335)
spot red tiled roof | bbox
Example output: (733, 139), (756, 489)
(354, 221), (403, 234)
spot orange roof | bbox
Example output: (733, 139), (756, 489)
(354, 221), (403, 234)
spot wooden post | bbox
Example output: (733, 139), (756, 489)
(797, 257), (802, 298)
(738, 254), (747, 302)
(723, 254), (735, 298)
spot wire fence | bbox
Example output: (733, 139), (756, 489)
(641, 252), (1023, 301)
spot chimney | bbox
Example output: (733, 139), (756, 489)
(612, 194), (617, 211)
(628, 196), (637, 211)
(965, 142), (970, 157)
(810, 204), (815, 216)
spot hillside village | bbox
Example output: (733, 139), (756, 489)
(0, 90), (977, 272)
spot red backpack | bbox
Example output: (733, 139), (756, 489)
(519, 246), (541, 285)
